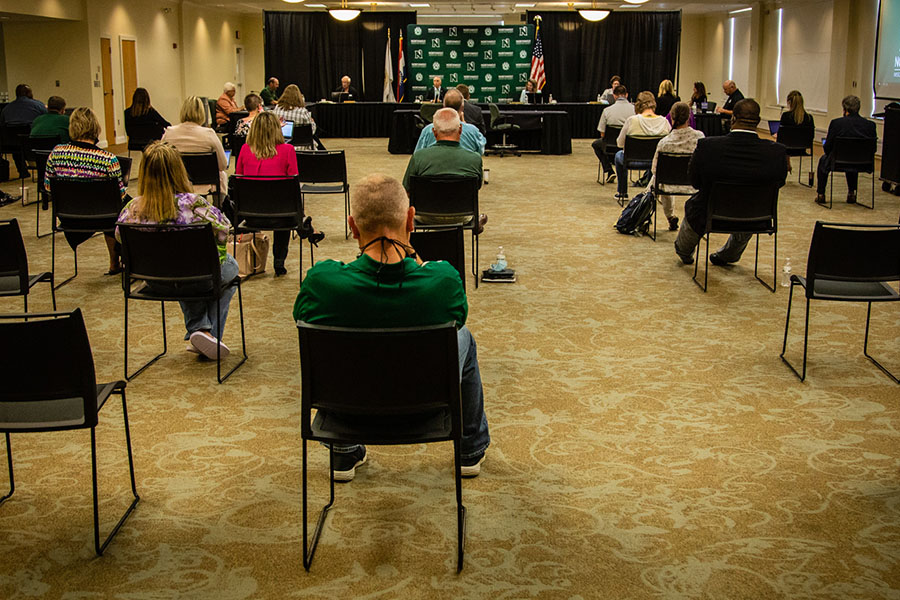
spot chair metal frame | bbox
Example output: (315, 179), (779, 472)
(31, 149), (54, 238)
(119, 223), (248, 384)
(408, 175), (481, 288)
(296, 150), (351, 239)
(297, 321), (466, 572)
(650, 152), (694, 242)
(826, 136), (877, 210)
(781, 221), (900, 383)
(0, 309), (140, 555)
(597, 125), (622, 184)
(776, 124), (815, 187)
(0, 218), (55, 312)
(692, 181), (779, 293)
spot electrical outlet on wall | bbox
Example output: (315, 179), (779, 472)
(55, 80), (60, 87)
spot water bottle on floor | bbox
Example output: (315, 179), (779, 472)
(491, 246), (507, 272)
(781, 257), (792, 287)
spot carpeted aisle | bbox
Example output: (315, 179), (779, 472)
(1, 138), (899, 599)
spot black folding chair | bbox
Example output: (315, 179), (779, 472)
(125, 122), (164, 158)
(119, 223), (247, 383)
(297, 321), (466, 571)
(827, 137), (877, 210)
(291, 123), (315, 150)
(22, 135), (60, 203)
(692, 182), (779, 293)
(32, 149), (53, 238)
(296, 150), (350, 239)
(408, 175), (481, 288)
(0, 218), (55, 311)
(650, 152), (694, 242)
(48, 177), (123, 289)
(777, 125), (815, 187)
(598, 125), (622, 184)
(0, 309), (139, 555)
(622, 136), (663, 204)
(231, 175), (314, 278)
(180, 151), (222, 205)
(410, 226), (467, 292)
(781, 222), (900, 383)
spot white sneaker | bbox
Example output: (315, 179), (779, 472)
(460, 453), (485, 478)
(189, 331), (230, 360)
(186, 343), (200, 354)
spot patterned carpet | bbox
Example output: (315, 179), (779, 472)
(1, 137), (899, 599)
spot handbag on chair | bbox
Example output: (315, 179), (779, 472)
(228, 232), (269, 277)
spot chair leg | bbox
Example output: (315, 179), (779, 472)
(36, 192), (52, 239)
(857, 173), (875, 210)
(0, 433), (14, 506)
(125, 300), (168, 381)
(780, 286), (809, 382)
(648, 198), (657, 242)
(472, 231), (479, 289)
(454, 439), (467, 572)
(344, 190), (350, 240)
(863, 302), (900, 383)
(52, 234), (78, 290)
(692, 234), (709, 292)
(91, 395), (140, 556)
(303, 440), (336, 571)
(217, 282), (248, 383)
(827, 170), (833, 210)
(753, 233), (776, 292)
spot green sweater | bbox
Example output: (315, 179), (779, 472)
(293, 254), (467, 329)
(29, 113), (70, 143)
(260, 87), (278, 106)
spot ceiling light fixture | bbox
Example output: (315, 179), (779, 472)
(408, 2), (430, 6)
(329, 0), (360, 20)
(578, 0), (610, 21)
(515, 2), (535, 6)
(623, 0), (649, 4)
(282, 0), (303, 4)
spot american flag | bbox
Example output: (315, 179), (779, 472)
(529, 18), (546, 90)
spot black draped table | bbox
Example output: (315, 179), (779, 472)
(694, 112), (730, 137)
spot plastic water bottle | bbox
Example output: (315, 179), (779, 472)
(781, 257), (792, 287)
(597, 93), (602, 102)
(548, 94), (555, 104)
(491, 246), (507, 272)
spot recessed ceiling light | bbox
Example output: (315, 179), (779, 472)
(623, 0), (649, 4)
(282, 0), (304, 3)
(515, 3), (535, 6)
(409, 2), (430, 6)
(728, 7), (752, 14)
(306, 3), (326, 6)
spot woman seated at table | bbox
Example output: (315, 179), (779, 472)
(162, 95), (228, 201)
(273, 84), (317, 150)
(690, 81), (708, 111)
(236, 111), (323, 276)
(44, 107), (126, 275)
(519, 79), (538, 103)
(116, 141), (237, 360)
(614, 91), (672, 202)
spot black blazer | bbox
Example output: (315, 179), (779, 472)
(823, 113), (876, 155)
(424, 87), (445, 102)
(722, 89), (745, 112)
(779, 111), (814, 129)
(655, 93), (679, 119)
(685, 131), (788, 233)
(123, 107), (170, 137)
(462, 101), (485, 134)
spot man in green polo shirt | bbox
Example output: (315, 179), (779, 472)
(30, 96), (70, 143)
(293, 173), (490, 481)
(403, 107), (483, 189)
(260, 77), (279, 107)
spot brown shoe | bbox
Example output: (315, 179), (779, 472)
(814, 193), (827, 205)
(474, 213), (488, 235)
(846, 190), (857, 204)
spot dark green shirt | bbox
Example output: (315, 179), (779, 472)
(260, 87), (278, 106)
(402, 140), (483, 190)
(293, 254), (467, 329)
(29, 113), (70, 143)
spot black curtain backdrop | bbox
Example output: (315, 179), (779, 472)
(525, 11), (681, 103)
(264, 11), (416, 103)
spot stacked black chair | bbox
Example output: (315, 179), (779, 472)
(781, 221), (900, 383)
(410, 226), (467, 291)
(826, 137), (877, 210)
(0, 218), (55, 311)
(119, 223), (247, 383)
(0, 308), (139, 555)
(692, 181), (780, 293)
(296, 150), (350, 239)
(650, 152), (694, 241)
(297, 321), (467, 571)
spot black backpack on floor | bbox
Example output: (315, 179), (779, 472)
(615, 190), (654, 235)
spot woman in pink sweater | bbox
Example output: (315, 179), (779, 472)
(235, 111), (322, 275)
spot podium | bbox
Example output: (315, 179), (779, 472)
(881, 102), (900, 186)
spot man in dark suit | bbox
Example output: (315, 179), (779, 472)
(456, 84), (485, 134)
(424, 76), (445, 102)
(815, 95), (877, 204)
(675, 98), (788, 266)
(716, 80), (744, 117)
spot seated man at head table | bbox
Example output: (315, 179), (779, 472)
(414, 88), (486, 155)
(293, 173), (491, 481)
(674, 98), (788, 266)
(814, 94), (877, 206)
(333, 75), (359, 101)
(424, 76), (446, 102)
(715, 80), (744, 117)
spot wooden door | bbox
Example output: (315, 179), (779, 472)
(121, 39), (137, 108)
(100, 37), (116, 147)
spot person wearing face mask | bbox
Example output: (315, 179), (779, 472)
(293, 173), (491, 482)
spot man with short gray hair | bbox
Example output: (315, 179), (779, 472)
(814, 94), (877, 205)
(415, 88), (486, 154)
(404, 107), (483, 190)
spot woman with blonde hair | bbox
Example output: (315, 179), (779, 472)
(236, 111), (322, 275)
(779, 90), (814, 128)
(116, 141), (237, 359)
(273, 84), (317, 149)
(655, 79), (680, 119)
(45, 107), (127, 274)
(162, 95), (228, 200)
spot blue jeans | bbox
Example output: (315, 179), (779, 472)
(614, 150), (650, 196)
(331, 326), (491, 460)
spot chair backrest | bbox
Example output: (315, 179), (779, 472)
(297, 321), (461, 440)
(0, 218), (29, 293)
(291, 123), (314, 148)
(232, 175), (303, 228)
(49, 177), (123, 233)
(410, 227), (466, 292)
(0, 124), (31, 152)
(118, 223), (221, 291)
(24, 135), (60, 160)
(420, 103), (440, 124)
(654, 152), (693, 188)
(706, 181), (779, 234)
(777, 124), (814, 151)
(407, 176), (479, 223)
(804, 222), (900, 295)
(488, 103), (501, 127)
(116, 155), (133, 187)
(603, 125), (622, 149)
(833, 136), (877, 170)
(180, 151), (220, 187)
(0, 309), (98, 432)
(125, 122), (164, 150)
(205, 98), (217, 128)
(296, 150), (348, 185)
(624, 135), (663, 163)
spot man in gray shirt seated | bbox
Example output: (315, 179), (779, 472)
(591, 85), (633, 184)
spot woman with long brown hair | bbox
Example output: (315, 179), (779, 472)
(273, 84), (317, 149)
(780, 90), (814, 128)
(124, 87), (170, 135)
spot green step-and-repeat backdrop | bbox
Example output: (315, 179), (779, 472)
(406, 24), (534, 104)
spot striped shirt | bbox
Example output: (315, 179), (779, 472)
(44, 142), (126, 199)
